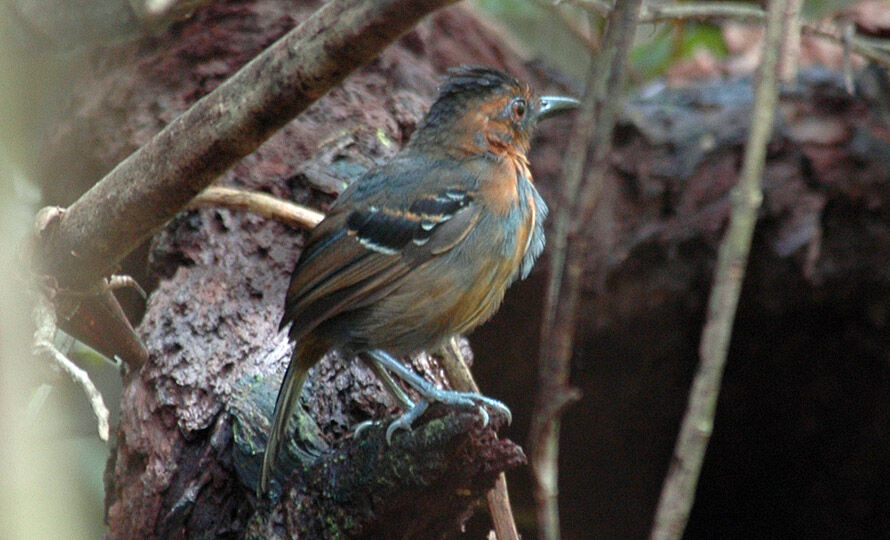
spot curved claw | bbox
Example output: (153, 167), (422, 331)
(385, 417), (411, 445)
(385, 399), (429, 445)
(476, 406), (490, 428)
(469, 393), (511, 425)
(353, 419), (378, 439)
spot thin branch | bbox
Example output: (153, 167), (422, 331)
(439, 337), (481, 394)
(530, 1), (643, 539)
(108, 274), (148, 300)
(32, 295), (110, 441)
(35, 0), (460, 293)
(440, 338), (520, 540)
(674, 3), (890, 67)
(804, 23), (890, 66)
(569, 1), (890, 68)
(189, 186), (324, 229)
(842, 21), (856, 93)
(859, 33), (890, 53)
(649, 1), (790, 539)
(639, 1), (766, 22)
(778, 0), (803, 81)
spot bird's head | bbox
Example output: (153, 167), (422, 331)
(409, 66), (579, 158)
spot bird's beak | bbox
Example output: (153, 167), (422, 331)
(537, 95), (580, 119)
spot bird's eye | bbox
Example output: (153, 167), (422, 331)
(511, 98), (527, 120)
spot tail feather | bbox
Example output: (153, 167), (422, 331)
(257, 335), (328, 496)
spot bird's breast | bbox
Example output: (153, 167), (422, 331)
(476, 152), (530, 216)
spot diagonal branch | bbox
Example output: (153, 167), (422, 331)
(649, 1), (791, 539)
(439, 338), (520, 540)
(34, 0), (459, 292)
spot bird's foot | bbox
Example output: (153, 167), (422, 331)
(385, 399), (429, 444)
(352, 419), (377, 440)
(353, 399), (431, 444)
(415, 387), (512, 427)
(366, 349), (512, 428)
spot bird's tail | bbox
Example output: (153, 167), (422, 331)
(258, 334), (328, 496)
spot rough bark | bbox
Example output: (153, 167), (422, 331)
(29, 0), (890, 537)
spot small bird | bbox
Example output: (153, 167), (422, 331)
(259, 66), (578, 495)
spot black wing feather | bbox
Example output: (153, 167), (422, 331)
(347, 191), (472, 252)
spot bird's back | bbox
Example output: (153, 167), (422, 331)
(279, 146), (543, 355)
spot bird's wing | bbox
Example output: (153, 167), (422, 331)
(280, 159), (480, 339)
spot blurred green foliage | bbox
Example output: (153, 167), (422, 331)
(473, 0), (733, 82)
(473, 0), (861, 84)
(631, 22), (728, 80)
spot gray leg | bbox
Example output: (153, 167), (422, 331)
(362, 355), (415, 410)
(354, 355), (429, 442)
(366, 349), (512, 426)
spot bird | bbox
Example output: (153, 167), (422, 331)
(258, 65), (578, 495)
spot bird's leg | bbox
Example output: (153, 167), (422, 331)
(363, 356), (415, 410)
(366, 349), (512, 434)
(354, 355), (429, 442)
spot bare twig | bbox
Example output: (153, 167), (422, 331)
(108, 274), (148, 300)
(638, 1), (767, 22)
(439, 337), (480, 393)
(58, 274), (147, 301)
(804, 22), (890, 67)
(35, 0), (460, 294)
(842, 21), (856, 93)
(569, 1), (890, 68)
(530, 1), (643, 539)
(189, 186), (324, 229)
(649, 1), (790, 539)
(440, 338), (520, 540)
(32, 295), (110, 441)
(778, 0), (803, 81)
(654, 2), (890, 67)
(485, 474), (520, 540)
